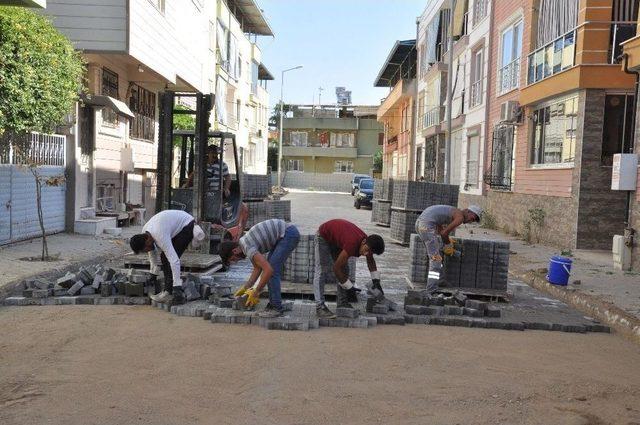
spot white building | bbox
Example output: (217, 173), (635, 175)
(213, 0), (274, 175)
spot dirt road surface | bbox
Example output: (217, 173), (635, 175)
(1, 306), (640, 425)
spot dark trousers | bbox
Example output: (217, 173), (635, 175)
(160, 220), (195, 293)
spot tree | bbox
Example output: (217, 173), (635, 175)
(268, 102), (291, 131)
(0, 7), (84, 260)
(373, 149), (383, 172)
(172, 104), (196, 147)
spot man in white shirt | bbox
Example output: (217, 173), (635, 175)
(129, 210), (205, 305)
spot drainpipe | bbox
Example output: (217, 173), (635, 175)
(444, 0), (457, 184)
(621, 53), (638, 249)
(481, 1), (495, 197)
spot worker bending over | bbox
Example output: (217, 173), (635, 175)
(313, 219), (385, 319)
(219, 219), (300, 318)
(415, 204), (482, 293)
(130, 210), (205, 305)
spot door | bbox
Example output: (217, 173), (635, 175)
(0, 165), (11, 244)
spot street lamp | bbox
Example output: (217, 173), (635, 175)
(278, 65), (303, 189)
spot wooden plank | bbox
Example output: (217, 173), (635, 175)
(280, 281), (337, 299)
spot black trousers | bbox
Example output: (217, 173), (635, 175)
(160, 220), (195, 292)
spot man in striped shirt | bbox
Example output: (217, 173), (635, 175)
(182, 145), (231, 197)
(218, 219), (300, 318)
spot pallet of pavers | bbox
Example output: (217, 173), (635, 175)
(265, 199), (291, 222)
(389, 181), (459, 245)
(407, 234), (509, 296)
(371, 179), (393, 227)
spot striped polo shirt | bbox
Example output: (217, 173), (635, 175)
(206, 161), (230, 190)
(239, 219), (288, 260)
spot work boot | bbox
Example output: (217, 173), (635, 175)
(258, 304), (284, 318)
(316, 303), (336, 319)
(150, 290), (171, 303)
(171, 286), (185, 305)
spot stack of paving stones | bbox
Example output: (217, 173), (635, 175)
(390, 181), (459, 245)
(265, 199), (291, 222)
(281, 234), (356, 285)
(407, 235), (509, 294)
(371, 178), (393, 227)
(4, 265), (156, 306)
(364, 293), (405, 325)
(241, 174), (270, 229)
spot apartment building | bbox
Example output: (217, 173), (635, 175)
(375, 40), (417, 180)
(43, 0), (213, 230)
(213, 0), (273, 175)
(461, 0), (638, 251)
(281, 105), (383, 189)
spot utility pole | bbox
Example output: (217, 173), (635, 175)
(444, 0), (456, 184)
(318, 86), (323, 106)
(277, 65), (303, 189)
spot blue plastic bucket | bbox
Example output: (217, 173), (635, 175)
(547, 256), (572, 286)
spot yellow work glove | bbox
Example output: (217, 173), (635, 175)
(234, 287), (247, 297)
(244, 288), (260, 307)
(443, 244), (455, 256)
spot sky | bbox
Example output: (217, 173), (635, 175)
(255, 0), (425, 109)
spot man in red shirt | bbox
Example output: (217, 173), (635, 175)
(313, 219), (385, 318)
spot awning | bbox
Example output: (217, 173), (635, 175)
(374, 40), (416, 87)
(228, 0), (274, 36)
(258, 63), (274, 80)
(80, 94), (135, 119)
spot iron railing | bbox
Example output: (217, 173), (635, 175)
(470, 80), (482, 107)
(0, 132), (66, 166)
(609, 22), (637, 64)
(499, 59), (520, 94)
(422, 106), (444, 129)
(527, 29), (576, 84)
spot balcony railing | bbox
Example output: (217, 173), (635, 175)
(470, 80), (482, 107)
(609, 22), (638, 64)
(422, 106), (443, 129)
(499, 59), (520, 94)
(527, 29), (576, 85)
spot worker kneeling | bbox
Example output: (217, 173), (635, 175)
(313, 219), (385, 319)
(129, 210), (206, 306)
(415, 204), (482, 294)
(219, 219), (300, 318)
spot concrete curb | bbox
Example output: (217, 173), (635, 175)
(0, 250), (127, 302)
(513, 269), (640, 344)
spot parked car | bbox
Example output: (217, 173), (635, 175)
(351, 174), (370, 195)
(354, 178), (374, 209)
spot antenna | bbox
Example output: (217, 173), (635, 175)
(318, 86), (324, 106)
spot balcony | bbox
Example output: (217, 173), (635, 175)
(377, 79), (416, 120)
(282, 146), (357, 158)
(469, 80), (482, 108)
(609, 22), (638, 64)
(498, 59), (520, 95)
(422, 106), (444, 129)
(284, 117), (359, 131)
(527, 29), (576, 85)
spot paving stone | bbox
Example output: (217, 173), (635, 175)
(443, 305), (463, 315)
(429, 296), (445, 306)
(100, 282), (112, 297)
(77, 268), (93, 285)
(523, 322), (553, 331)
(382, 298), (399, 312)
(404, 305), (427, 315)
(371, 304), (389, 315)
(465, 299), (488, 311)
(183, 280), (201, 301)
(94, 297), (120, 305)
(125, 283), (144, 297)
(3, 296), (40, 306)
(80, 287), (96, 295)
(365, 297), (377, 313)
(67, 280), (84, 296)
(560, 324), (587, 333)
(218, 298), (234, 308)
(92, 274), (104, 289)
(56, 273), (77, 289)
(54, 296), (77, 305)
(376, 315), (405, 325)
(31, 279), (52, 290)
(33, 288), (53, 298)
(404, 314), (429, 324)
(22, 289), (33, 298)
(123, 297), (150, 305)
(485, 307), (501, 318)
(336, 307), (359, 318)
(452, 290), (468, 306)
(463, 308), (484, 318)
(53, 287), (68, 297)
(75, 295), (96, 305)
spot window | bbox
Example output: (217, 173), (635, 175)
(208, 21), (215, 51)
(290, 131), (308, 147)
(530, 96), (578, 165)
(251, 61), (259, 95)
(378, 132), (384, 145)
(149, 0), (165, 13)
(334, 160), (354, 173)
(466, 135), (480, 188)
(470, 48), (483, 107)
(216, 20), (229, 71)
(129, 84), (156, 141)
(527, 30), (575, 84)
(236, 99), (241, 124)
(246, 143), (256, 167)
(487, 125), (515, 190)
(101, 68), (119, 125)
(330, 132), (355, 147)
(472, 0), (488, 27)
(602, 94), (635, 165)
(287, 159), (303, 172)
(499, 20), (522, 93)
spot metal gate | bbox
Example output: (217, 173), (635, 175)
(0, 132), (66, 245)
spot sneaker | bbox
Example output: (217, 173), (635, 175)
(150, 290), (171, 303)
(316, 303), (336, 319)
(171, 287), (185, 305)
(258, 307), (284, 318)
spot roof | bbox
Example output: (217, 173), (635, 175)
(228, 0), (274, 36)
(80, 94), (134, 119)
(374, 40), (416, 87)
(258, 63), (274, 80)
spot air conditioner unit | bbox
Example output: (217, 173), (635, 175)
(500, 101), (520, 123)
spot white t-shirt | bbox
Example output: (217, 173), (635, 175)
(142, 210), (195, 286)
